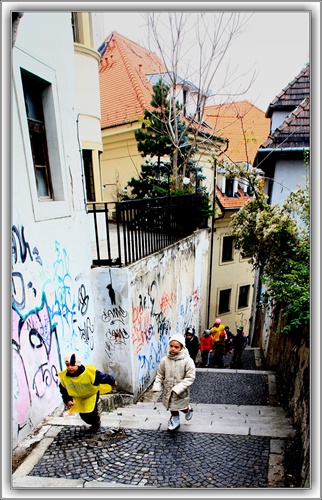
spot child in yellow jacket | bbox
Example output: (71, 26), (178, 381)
(58, 351), (117, 433)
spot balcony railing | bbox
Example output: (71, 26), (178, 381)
(87, 195), (208, 267)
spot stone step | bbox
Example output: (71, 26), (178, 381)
(120, 401), (288, 416)
(48, 402), (295, 438)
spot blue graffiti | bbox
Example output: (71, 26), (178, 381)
(12, 225), (42, 266)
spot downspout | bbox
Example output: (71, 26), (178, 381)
(206, 140), (228, 327)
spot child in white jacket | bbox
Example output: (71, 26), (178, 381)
(152, 333), (196, 431)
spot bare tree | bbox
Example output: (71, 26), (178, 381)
(144, 12), (257, 186)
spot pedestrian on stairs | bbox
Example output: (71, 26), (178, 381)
(230, 327), (248, 368)
(58, 351), (118, 433)
(152, 333), (196, 431)
(199, 329), (214, 367)
(184, 326), (199, 365)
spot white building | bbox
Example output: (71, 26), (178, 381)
(11, 11), (103, 447)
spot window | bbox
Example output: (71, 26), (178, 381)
(240, 248), (252, 260)
(13, 49), (70, 221)
(82, 150), (95, 201)
(71, 12), (80, 43)
(219, 289), (231, 314)
(21, 70), (53, 199)
(238, 285), (250, 309)
(225, 179), (234, 197)
(222, 236), (234, 262)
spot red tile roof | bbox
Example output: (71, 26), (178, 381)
(216, 186), (253, 211)
(204, 101), (270, 165)
(99, 32), (166, 129)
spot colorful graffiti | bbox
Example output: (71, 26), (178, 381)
(12, 296), (61, 437)
(132, 281), (173, 397)
(12, 225), (96, 443)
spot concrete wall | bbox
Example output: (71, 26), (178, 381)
(258, 308), (310, 487)
(11, 12), (103, 448)
(91, 230), (210, 400)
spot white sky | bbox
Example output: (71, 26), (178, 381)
(102, 9), (311, 112)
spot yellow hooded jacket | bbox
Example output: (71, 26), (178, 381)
(58, 365), (112, 413)
(210, 323), (225, 343)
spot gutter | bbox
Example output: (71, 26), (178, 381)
(257, 147), (310, 153)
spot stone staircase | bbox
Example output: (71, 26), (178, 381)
(49, 400), (295, 439)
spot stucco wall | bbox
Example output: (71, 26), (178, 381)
(208, 213), (256, 336)
(271, 158), (307, 207)
(11, 12), (101, 448)
(91, 230), (210, 400)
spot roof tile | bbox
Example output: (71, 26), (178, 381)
(99, 32), (166, 128)
(266, 63), (310, 116)
(216, 186), (253, 210)
(261, 97), (310, 149)
(204, 101), (270, 164)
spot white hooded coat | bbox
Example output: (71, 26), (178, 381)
(152, 346), (196, 410)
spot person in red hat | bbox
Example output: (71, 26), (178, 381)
(199, 329), (214, 367)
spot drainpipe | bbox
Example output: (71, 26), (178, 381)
(206, 141), (228, 327)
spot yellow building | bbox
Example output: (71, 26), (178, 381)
(72, 12), (104, 202)
(98, 32), (224, 202)
(204, 101), (270, 337)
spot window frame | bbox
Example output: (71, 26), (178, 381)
(237, 284), (251, 309)
(21, 70), (54, 200)
(221, 235), (234, 264)
(82, 149), (95, 202)
(13, 48), (71, 221)
(218, 288), (231, 314)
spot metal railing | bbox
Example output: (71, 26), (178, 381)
(87, 195), (208, 267)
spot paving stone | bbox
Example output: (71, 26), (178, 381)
(28, 426), (270, 488)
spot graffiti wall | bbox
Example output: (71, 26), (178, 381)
(91, 230), (210, 399)
(12, 221), (209, 447)
(90, 268), (132, 390)
(12, 224), (97, 448)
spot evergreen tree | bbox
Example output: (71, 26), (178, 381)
(124, 78), (205, 199)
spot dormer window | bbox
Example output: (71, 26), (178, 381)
(222, 176), (239, 197)
(225, 179), (234, 197)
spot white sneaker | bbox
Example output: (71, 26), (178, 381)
(185, 405), (193, 421)
(168, 414), (180, 431)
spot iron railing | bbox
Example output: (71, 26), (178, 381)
(87, 194), (208, 267)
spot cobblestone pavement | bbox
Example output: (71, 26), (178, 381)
(13, 348), (293, 490)
(29, 427), (270, 488)
(220, 348), (261, 370)
(188, 371), (270, 405)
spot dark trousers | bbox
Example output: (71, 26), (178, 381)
(201, 351), (211, 367)
(79, 393), (101, 429)
(232, 349), (243, 364)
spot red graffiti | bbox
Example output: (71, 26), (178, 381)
(132, 306), (154, 354)
(159, 292), (174, 316)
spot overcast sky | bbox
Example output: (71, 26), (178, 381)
(103, 9), (311, 112)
